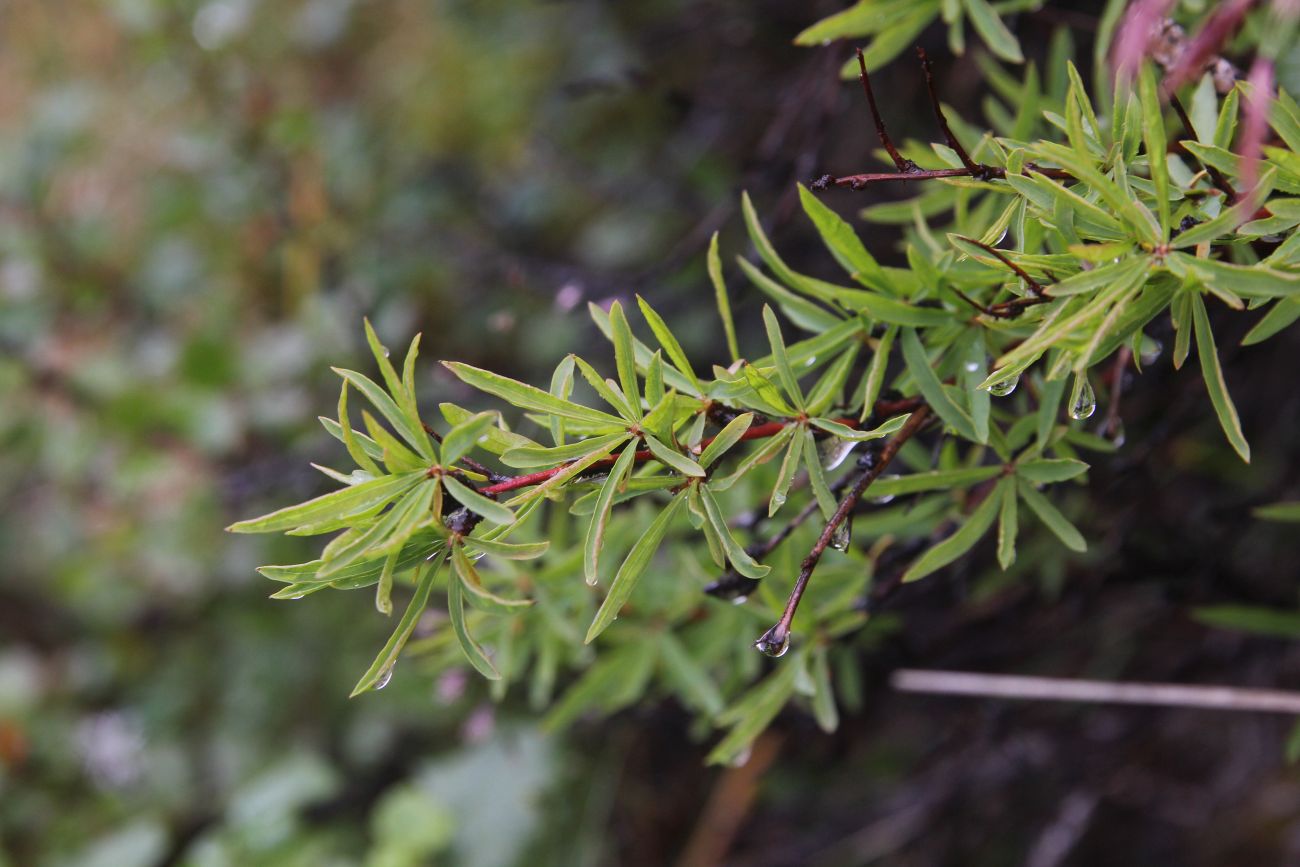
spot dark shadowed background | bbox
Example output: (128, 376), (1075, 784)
(4, 1), (1300, 864)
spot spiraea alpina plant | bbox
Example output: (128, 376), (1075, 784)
(231, 0), (1300, 764)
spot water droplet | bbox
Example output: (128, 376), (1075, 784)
(729, 745), (754, 767)
(754, 628), (790, 658)
(375, 667), (393, 690)
(770, 490), (787, 512)
(992, 227), (1009, 246)
(1108, 420), (1127, 448)
(818, 437), (856, 471)
(731, 595), (749, 606)
(1068, 374), (1096, 420)
(871, 475), (898, 505)
(803, 355), (818, 367)
(830, 519), (852, 552)
(585, 573), (599, 587)
(289, 594), (304, 600)
(986, 373), (1019, 397)
(964, 360), (980, 373)
(1139, 337), (1162, 366)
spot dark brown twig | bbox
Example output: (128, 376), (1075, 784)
(916, 47), (984, 177)
(856, 47), (918, 173)
(755, 405), (932, 653)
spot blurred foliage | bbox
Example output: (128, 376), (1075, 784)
(8, 1), (1300, 866)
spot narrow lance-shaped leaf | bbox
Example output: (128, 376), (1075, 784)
(442, 361), (627, 428)
(698, 412), (754, 468)
(658, 633), (725, 717)
(1138, 64), (1171, 237)
(350, 556), (440, 697)
(584, 443), (640, 585)
(441, 474), (516, 526)
(228, 471), (425, 534)
(440, 411), (496, 466)
(762, 305), (806, 411)
(452, 543), (532, 614)
(902, 491), (1001, 583)
(334, 367), (434, 459)
(636, 295), (701, 394)
(644, 434), (706, 478)
(708, 231), (741, 363)
(996, 476), (1018, 570)
(586, 492), (688, 643)
(900, 327), (980, 442)
(769, 428), (803, 517)
(608, 301), (641, 417)
(860, 325), (897, 422)
(1017, 478), (1087, 551)
(337, 380), (380, 476)
(1191, 292), (1251, 462)
(449, 562), (501, 679)
(699, 484), (771, 580)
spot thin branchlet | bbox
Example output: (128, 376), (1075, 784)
(756, 405), (932, 651)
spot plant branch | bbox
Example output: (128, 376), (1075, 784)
(855, 47), (918, 173)
(916, 47), (984, 177)
(476, 396), (924, 496)
(755, 405), (932, 652)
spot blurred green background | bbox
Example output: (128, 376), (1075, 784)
(7, 1), (1300, 865)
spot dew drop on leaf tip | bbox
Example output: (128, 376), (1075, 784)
(986, 373), (1019, 397)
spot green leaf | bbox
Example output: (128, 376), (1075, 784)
(440, 411), (496, 466)
(501, 432), (631, 468)
(448, 563), (501, 679)
(1193, 605), (1300, 638)
(769, 428), (803, 517)
(699, 412), (754, 469)
(375, 549), (398, 616)
(1190, 293), (1251, 462)
(1237, 298), (1300, 345)
(797, 183), (889, 290)
(1254, 501), (1300, 522)
(442, 362), (627, 428)
(900, 328), (979, 442)
(996, 476), (1018, 569)
(860, 325), (897, 421)
(699, 485), (771, 580)
(451, 544), (532, 614)
(584, 443), (640, 584)
(441, 474), (516, 525)
(706, 663), (798, 766)
(363, 318), (411, 419)
(464, 536), (550, 560)
(362, 411), (425, 472)
(961, 0), (1023, 62)
(762, 305), (806, 411)
(810, 647), (839, 733)
(1016, 478), (1087, 551)
(586, 493), (687, 643)
(708, 232), (741, 363)
(334, 368), (434, 460)
(869, 465), (1001, 498)
(1016, 458), (1089, 483)
(608, 301), (641, 416)
(336, 381), (380, 475)
(810, 414), (909, 442)
(571, 356), (639, 421)
(1138, 64), (1170, 236)
(902, 490), (1001, 583)
(636, 296), (701, 395)
(228, 471), (425, 534)
(317, 479), (437, 576)
(659, 633), (725, 717)
(710, 424), (797, 492)
(801, 428), (839, 520)
(644, 434), (706, 478)
(350, 557), (440, 697)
